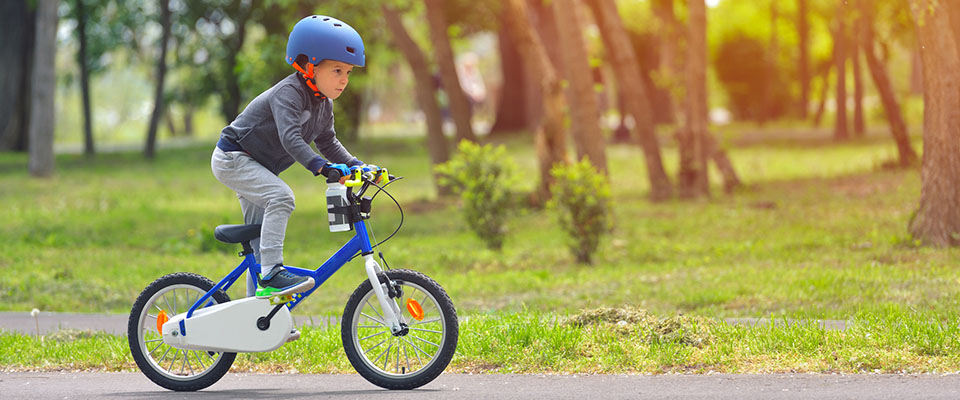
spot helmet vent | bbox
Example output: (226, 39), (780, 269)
(311, 16), (317, 18)
(323, 18), (330, 21)
(334, 23), (342, 27)
(346, 47), (355, 54)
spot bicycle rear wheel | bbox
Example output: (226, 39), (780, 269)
(342, 269), (459, 390)
(127, 272), (236, 391)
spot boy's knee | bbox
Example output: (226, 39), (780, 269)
(267, 191), (296, 212)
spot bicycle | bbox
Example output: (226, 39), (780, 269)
(127, 167), (459, 391)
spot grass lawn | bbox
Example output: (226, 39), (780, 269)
(2, 127), (959, 373)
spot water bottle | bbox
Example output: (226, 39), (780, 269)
(326, 181), (351, 232)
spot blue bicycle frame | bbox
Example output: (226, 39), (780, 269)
(182, 219), (374, 333)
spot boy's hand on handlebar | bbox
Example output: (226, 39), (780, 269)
(320, 163), (350, 178)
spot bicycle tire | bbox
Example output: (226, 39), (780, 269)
(127, 272), (236, 391)
(341, 269), (458, 390)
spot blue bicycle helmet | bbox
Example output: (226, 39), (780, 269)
(286, 15), (365, 68)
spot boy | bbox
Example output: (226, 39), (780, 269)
(211, 15), (367, 298)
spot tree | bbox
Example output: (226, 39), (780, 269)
(553, 0), (607, 172)
(832, 11), (849, 141)
(75, 0), (95, 156)
(29, 0), (59, 177)
(382, 4), (451, 194)
(859, 0), (917, 166)
(907, 0), (960, 246)
(488, 21), (530, 135)
(502, 0), (569, 202)
(586, 0), (672, 200)
(423, 0), (477, 143)
(145, 0), (172, 159)
(852, 14), (865, 137)
(797, 0), (810, 119)
(678, 0), (709, 198)
(0, 1), (35, 152)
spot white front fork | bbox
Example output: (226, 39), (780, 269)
(363, 254), (405, 333)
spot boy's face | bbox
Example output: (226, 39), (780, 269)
(313, 60), (354, 100)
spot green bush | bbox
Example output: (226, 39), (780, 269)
(548, 159), (612, 264)
(435, 141), (520, 251)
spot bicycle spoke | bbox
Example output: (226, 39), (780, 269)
(412, 317), (441, 326)
(372, 342), (391, 365)
(358, 325), (382, 329)
(383, 343), (392, 370)
(366, 299), (385, 323)
(395, 341), (400, 373)
(364, 338), (388, 355)
(402, 337), (433, 361)
(153, 303), (163, 312)
(180, 352), (188, 375)
(144, 338), (163, 343)
(184, 352), (194, 376)
(409, 327), (442, 334)
(194, 351), (206, 370)
(168, 349), (180, 371)
(157, 345), (173, 364)
(149, 340), (165, 355)
(162, 295), (174, 315)
(359, 331), (387, 341)
(360, 312), (387, 328)
(172, 290), (177, 315)
(412, 335), (440, 348)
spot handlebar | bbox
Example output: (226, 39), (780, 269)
(325, 167), (397, 187)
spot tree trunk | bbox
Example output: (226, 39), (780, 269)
(798, 0), (810, 119)
(0, 1), (35, 152)
(28, 0), (58, 177)
(813, 61), (831, 127)
(861, 23), (917, 166)
(908, 0), (960, 246)
(488, 26), (529, 135)
(852, 14), (865, 137)
(183, 109), (194, 136)
(680, 0), (710, 198)
(424, 0), (477, 143)
(587, 0), (672, 200)
(145, 0), (171, 159)
(553, 0), (607, 172)
(833, 15), (849, 140)
(76, 0), (95, 156)
(910, 48), (923, 95)
(503, 0), (569, 202)
(382, 5), (451, 195)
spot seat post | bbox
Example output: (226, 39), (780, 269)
(240, 241), (255, 257)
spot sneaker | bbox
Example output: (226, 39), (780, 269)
(256, 266), (315, 298)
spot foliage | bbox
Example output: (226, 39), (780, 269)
(547, 159), (612, 264)
(714, 32), (791, 121)
(435, 140), (520, 251)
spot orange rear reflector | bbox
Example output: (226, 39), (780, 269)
(157, 310), (169, 335)
(406, 299), (424, 321)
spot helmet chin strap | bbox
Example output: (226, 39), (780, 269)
(291, 62), (326, 99)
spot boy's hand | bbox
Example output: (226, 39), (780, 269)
(320, 163), (350, 178)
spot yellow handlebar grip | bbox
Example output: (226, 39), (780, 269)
(344, 169), (363, 187)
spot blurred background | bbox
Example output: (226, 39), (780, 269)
(1, 0), (923, 161)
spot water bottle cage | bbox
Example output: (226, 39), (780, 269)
(328, 203), (363, 224)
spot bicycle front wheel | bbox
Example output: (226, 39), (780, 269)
(342, 269), (459, 390)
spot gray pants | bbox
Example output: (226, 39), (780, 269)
(211, 147), (295, 296)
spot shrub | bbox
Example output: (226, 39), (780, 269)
(548, 159), (612, 264)
(435, 141), (520, 251)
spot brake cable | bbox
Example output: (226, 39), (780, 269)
(348, 175), (404, 262)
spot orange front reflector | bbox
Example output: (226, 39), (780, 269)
(406, 299), (424, 321)
(157, 310), (169, 335)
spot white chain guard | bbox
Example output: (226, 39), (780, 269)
(161, 297), (293, 353)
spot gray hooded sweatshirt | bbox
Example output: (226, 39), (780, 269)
(218, 72), (360, 176)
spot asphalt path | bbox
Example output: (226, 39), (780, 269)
(3, 372), (960, 399)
